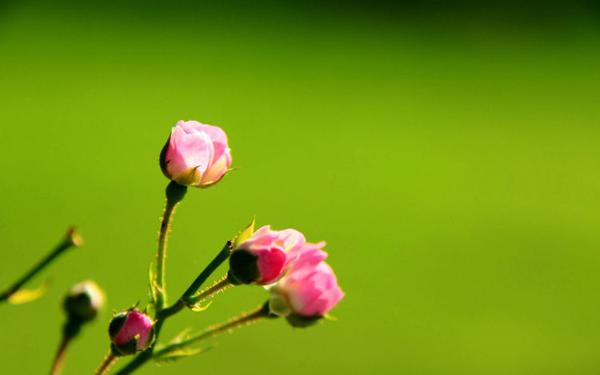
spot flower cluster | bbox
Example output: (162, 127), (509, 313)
(229, 226), (344, 324)
(3, 119), (345, 375)
(92, 120), (343, 374)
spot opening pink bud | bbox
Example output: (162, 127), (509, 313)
(229, 226), (325, 285)
(160, 120), (232, 188)
(269, 248), (344, 326)
(108, 310), (154, 356)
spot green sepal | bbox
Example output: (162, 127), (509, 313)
(231, 216), (256, 250)
(322, 313), (338, 321)
(228, 251), (260, 285)
(108, 311), (128, 340)
(165, 180), (188, 203)
(111, 335), (140, 356)
(286, 314), (323, 328)
(159, 135), (171, 179)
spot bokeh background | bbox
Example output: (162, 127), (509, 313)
(2, 0), (600, 374)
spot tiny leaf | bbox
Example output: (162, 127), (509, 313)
(187, 300), (212, 312)
(154, 347), (208, 365)
(8, 281), (50, 305)
(148, 262), (163, 307)
(170, 328), (193, 344)
(231, 216), (256, 249)
(323, 314), (338, 321)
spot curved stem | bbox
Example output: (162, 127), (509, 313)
(159, 303), (271, 352)
(95, 353), (118, 375)
(50, 335), (70, 375)
(155, 181), (187, 310)
(0, 227), (81, 303)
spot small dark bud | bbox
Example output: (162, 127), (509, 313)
(63, 280), (104, 323)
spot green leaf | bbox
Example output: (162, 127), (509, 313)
(187, 300), (212, 312)
(231, 216), (256, 249)
(169, 328), (193, 344)
(153, 330), (210, 365)
(323, 313), (338, 321)
(8, 280), (50, 305)
(153, 347), (208, 365)
(148, 261), (163, 309)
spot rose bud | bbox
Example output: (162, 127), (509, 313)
(268, 248), (344, 327)
(160, 120), (232, 188)
(63, 280), (105, 323)
(228, 226), (326, 285)
(108, 309), (154, 356)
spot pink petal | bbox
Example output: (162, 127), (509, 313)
(256, 247), (288, 284)
(166, 125), (214, 183)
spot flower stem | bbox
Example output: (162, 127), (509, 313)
(180, 241), (232, 301)
(95, 353), (118, 375)
(50, 335), (70, 375)
(157, 241), (232, 320)
(115, 303), (274, 375)
(0, 227), (82, 304)
(155, 181), (187, 310)
(50, 319), (82, 375)
(185, 274), (233, 306)
(158, 302), (272, 352)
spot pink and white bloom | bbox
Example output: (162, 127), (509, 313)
(160, 120), (232, 188)
(229, 226), (326, 285)
(269, 248), (344, 324)
(108, 310), (154, 355)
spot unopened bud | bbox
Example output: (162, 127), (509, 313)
(108, 309), (154, 356)
(63, 280), (104, 323)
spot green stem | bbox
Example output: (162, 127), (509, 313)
(116, 303), (273, 375)
(50, 335), (71, 375)
(50, 319), (82, 375)
(155, 181), (187, 310)
(95, 353), (118, 375)
(186, 274), (233, 306)
(158, 303), (271, 353)
(180, 242), (232, 303)
(157, 241), (232, 320)
(0, 227), (82, 303)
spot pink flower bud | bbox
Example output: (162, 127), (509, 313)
(269, 248), (344, 326)
(108, 310), (154, 356)
(229, 226), (325, 285)
(160, 120), (232, 188)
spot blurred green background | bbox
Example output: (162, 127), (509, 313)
(2, 1), (600, 374)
